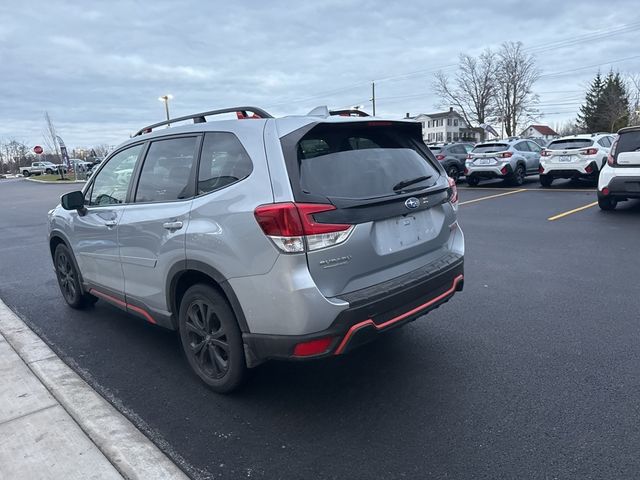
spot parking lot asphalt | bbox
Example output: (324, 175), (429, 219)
(1, 177), (640, 479)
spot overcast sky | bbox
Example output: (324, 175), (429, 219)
(1, 0), (639, 149)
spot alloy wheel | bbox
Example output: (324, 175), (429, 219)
(185, 299), (230, 379)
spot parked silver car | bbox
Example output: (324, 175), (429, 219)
(465, 138), (543, 186)
(47, 106), (465, 392)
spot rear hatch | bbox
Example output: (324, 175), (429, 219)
(279, 120), (455, 298)
(545, 138), (593, 163)
(470, 143), (509, 166)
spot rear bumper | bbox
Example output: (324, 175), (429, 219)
(540, 160), (598, 177)
(242, 254), (463, 365)
(600, 175), (640, 198)
(466, 164), (512, 179)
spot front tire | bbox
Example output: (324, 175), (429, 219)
(22, 170), (30, 177)
(54, 244), (97, 309)
(539, 174), (553, 188)
(178, 284), (246, 393)
(45, 168), (53, 174)
(598, 194), (617, 211)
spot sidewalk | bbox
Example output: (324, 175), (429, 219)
(0, 300), (189, 480)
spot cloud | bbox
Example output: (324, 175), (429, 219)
(1, 0), (639, 147)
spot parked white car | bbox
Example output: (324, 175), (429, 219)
(539, 133), (615, 187)
(21, 161), (66, 176)
(598, 127), (640, 210)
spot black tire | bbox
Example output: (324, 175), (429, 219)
(466, 176), (480, 187)
(539, 174), (553, 188)
(446, 165), (460, 183)
(511, 164), (526, 186)
(178, 284), (246, 393)
(598, 195), (617, 211)
(54, 244), (97, 309)
(45, 168), (53, 174)
(22, 170), (30, 177)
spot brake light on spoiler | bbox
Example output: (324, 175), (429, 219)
(254, 203), (354, 253)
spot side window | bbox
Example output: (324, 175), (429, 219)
(87, 144), (143, 206)
(134, 137), (198, 203)
(515, 142), (530, 152)
(197, 132), (253, 195)
(528, 141), (542, 152)
(598, 137), (611, 147)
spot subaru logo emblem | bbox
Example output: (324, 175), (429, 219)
(405, 197), (420, 209)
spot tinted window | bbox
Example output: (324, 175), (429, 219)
(429, 146), (442, 153)
(472, 143), (508, 154)
(514, 142), (530, 152)
(548, 138), (593, 150)
(451, 145), (466, 154)
(527, 141), (542, 152)
(135, 137), (197, 203)
(198, 132), (253, 194)
(87, 144), (143, 206)
(615, 131), (640, 157)
(296, 124), (439, 200)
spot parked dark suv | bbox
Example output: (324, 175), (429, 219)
(428, 143), (473, 182)
(48, 106), (465, 392)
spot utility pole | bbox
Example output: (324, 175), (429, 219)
(371, 82), (376, 116)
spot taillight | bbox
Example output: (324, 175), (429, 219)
(436, 154), (446, 161)
(254, 203), (353, 253)
(607, 154), (616, 166)
(541, 150), (551, 157)
(466, 154), (473, 160)
(579, 148), (598, 156)
(585, 165), (593, 174)
(500, 166), (508, 175)
(499, 151), (513, 158)
(447, 176), (458, 205)
(293, 337), (334, 357)
(539, 165), (544, 174)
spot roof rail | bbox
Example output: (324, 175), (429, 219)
(133, 106), (273, 137)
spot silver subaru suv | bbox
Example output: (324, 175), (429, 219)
(48, 106), (465, 392)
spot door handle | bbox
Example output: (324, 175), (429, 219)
(104, 220), (117, 228)
(162, 221), (183, 230)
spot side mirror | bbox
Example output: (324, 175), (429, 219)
(61, 191), (86, 213)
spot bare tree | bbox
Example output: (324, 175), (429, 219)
(554, 119), (582, 136)
(433, 49), (498, 141)
(495, 42), (540, 137)
(43, 111), (61, 161)
(626, 74), (640, 125)
(91, 144), (112, 158)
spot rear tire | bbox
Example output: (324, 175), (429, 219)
(466, 176), (480, 187)
(511, 165), (526, 186)
(598, 195), (617, 211)
(446, 165), (460, 183)
(54, 244), (97, 309)
(178, 284), (246, 393)
(45, 168), (53, 174)
(22, 170), (30, 177)
(539, 174), (553, 188)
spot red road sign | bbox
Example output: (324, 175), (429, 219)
(33, 145), (43, 154)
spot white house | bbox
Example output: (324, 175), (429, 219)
(520, 125), (558, 142)
(408, 108), (481, 143)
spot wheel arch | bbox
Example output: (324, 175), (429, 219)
(49, 231), (87, 294)
(167, 260), (250, 333)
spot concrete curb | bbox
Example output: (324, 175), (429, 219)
(0, 299), (189, 480)
(24, 178), (86, 184)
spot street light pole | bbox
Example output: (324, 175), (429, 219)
(158, 94), (173, 126)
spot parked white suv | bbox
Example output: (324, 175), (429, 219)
(598, 127), (640, 210)
(539, 133), (614, 187)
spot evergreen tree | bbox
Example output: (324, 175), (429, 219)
(577, 72), (604, 132)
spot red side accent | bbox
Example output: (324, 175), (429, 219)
(89, 289), (156, 325)
(334, 274), (464, 355)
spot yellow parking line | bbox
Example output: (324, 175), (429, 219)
(459, 189), (527, 206)
(547, 201), (598, 221)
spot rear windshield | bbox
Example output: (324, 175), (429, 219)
(293, 123), (439, 200)
(615, 131), (640, 156)
(472, 143), (508, 154)
(429, 146), (442, 153)
(548, 138), (593, 150)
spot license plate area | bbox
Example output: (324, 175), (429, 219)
(557, 155), (575, 163)
(475, 158), (497, 165)
(371, 209), (440, 255)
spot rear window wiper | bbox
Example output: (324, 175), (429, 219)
(393, 175), (431, 191)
